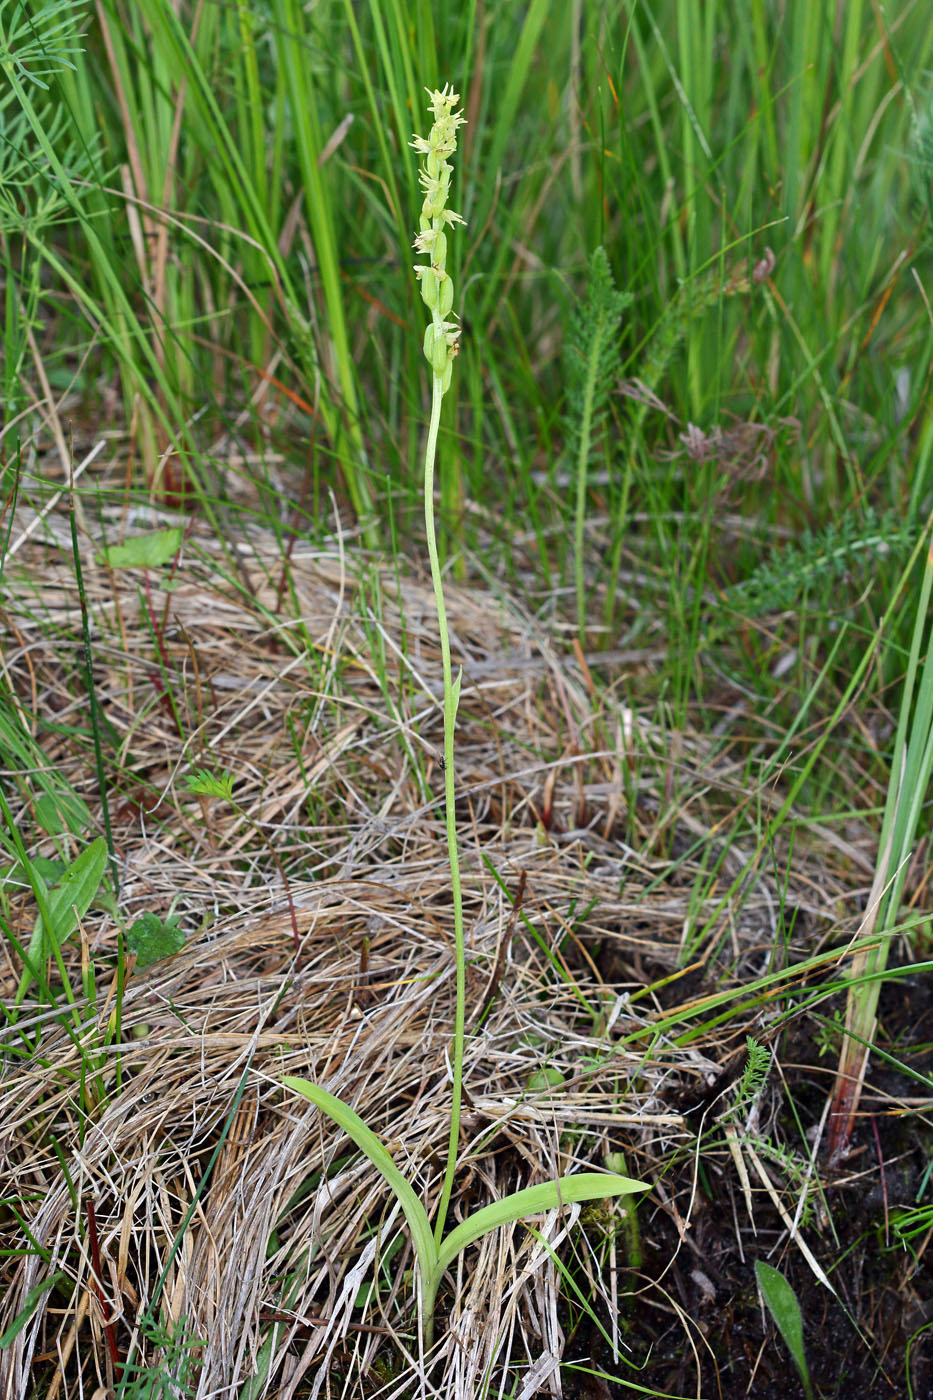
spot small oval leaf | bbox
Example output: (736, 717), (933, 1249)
(99, 529), (183, 569)
(755, 1260), (813, 1399)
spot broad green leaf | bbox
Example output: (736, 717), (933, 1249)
(281, 1078), (438, 1278)
(527, 1066), (566, 1090)
(435, 1171), (649, 1277)
(755, 1261), (813, 1399)
(15, 837), (108, 1005)
(98, 528), (183, 569)
(127, 912), (185, 969)
(34, 795), (69, 837)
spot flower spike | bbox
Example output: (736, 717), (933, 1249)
(412, 87), (466, 395)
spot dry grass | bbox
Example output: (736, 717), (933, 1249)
(0, 483), (871, 1397)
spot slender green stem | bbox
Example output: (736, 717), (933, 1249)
(423, 374), (466, 1248)
(68, 480), (118, 896)
(409, 83), (468, 1256)
(574, 338), (599, 642)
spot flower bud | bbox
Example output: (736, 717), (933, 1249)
(431, 334), (449, 378)
(438, 275), (454, 316)
(423, 323), (437, 364)
(420, 269), (438, 309)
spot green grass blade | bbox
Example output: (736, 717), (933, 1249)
(271, 0), (376, 536)
(0, 1272), (68, 1349)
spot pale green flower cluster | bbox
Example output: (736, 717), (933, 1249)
(411, 85), (466, 395)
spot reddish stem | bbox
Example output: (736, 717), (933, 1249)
(86, 1199), (122, 1382)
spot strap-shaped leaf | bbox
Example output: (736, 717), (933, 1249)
(755, 1260), (813, 1398)
(281, 1078), (438, 1278)
(435, 1171), (649, 1278)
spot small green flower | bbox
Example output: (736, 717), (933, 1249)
(411, 85), (466, 395)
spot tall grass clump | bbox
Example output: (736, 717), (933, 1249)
(283, 84), (648, 1355)
(6, 0), (933, 590)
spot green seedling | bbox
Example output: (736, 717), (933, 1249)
(113, 1314), (204, 1400)
(283, 85), (648, 1353)
(126, 911), (185, 969)
(11, 835), (108, 1008)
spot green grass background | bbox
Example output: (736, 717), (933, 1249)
(6, 0), (931, 575)
(2, 0), (931, 852)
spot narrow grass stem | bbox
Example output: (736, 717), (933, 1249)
(573, 373), (594, 643)
(68, 478), (118, 896)
(422, 373), (466, 1249)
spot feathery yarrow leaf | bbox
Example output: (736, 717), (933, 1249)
(726, 506), (910, 616)
(563, 246), (630, 465)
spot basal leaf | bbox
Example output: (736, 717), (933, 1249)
(281, 1078), (437, 1278)
(99, 528), (183, 569)
(15, 837), (108, 1004)
(435, 1171), (649, 1277)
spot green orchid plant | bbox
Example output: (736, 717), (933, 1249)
(283, 84), (648, 1353)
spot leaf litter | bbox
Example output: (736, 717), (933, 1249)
(0, 490), (927, 1398)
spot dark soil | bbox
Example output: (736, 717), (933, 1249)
(559, 963), (933, 1400)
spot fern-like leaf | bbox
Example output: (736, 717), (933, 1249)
(563, 247), (630, 639)
(725, 507), (910, 618)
